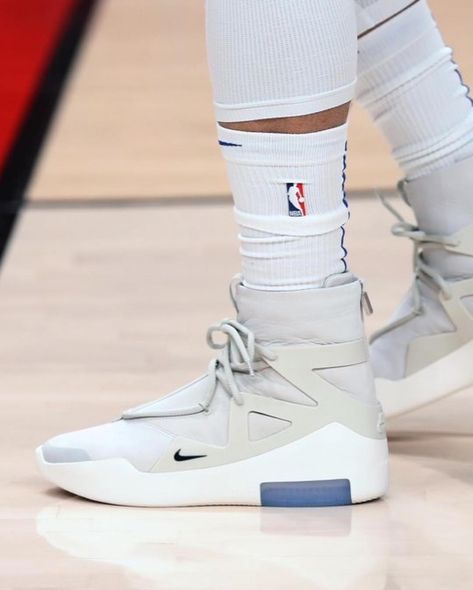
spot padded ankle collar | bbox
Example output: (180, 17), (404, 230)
(236, 278), (365, 345)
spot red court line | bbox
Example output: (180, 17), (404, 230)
(0, 0), (77, 175)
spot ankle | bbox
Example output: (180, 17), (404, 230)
(219, 104), (350, 134)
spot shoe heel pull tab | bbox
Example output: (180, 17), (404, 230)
(361, 287), (374, 317)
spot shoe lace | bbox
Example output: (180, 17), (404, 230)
(124, 279), (276, 419)
(203, 318), (276, 410)
(370, 184), (459, 344)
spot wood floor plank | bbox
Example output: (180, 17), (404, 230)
(1, 199), (473, 589)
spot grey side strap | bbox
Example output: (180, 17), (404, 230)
(266, 338), (369, 403)
(269, 339), (368, 371)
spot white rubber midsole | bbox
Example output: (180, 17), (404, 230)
(376, 337), (473, 419)
(36, 422), (388, 507)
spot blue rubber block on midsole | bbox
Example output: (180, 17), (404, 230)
(260, 479), (352, 507)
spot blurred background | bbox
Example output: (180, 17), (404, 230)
(1, 0), (472, 209)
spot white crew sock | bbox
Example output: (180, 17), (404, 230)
(218, 124), (349, 291)
(206, 0), (357, 291)
(357, 0), (473, 180)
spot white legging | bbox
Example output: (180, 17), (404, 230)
(207, 0), (415, 123)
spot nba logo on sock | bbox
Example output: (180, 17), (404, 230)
(287, 183), (307, 217)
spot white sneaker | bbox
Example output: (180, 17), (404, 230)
(372, 162), (473, 418)
(37, 275), (388, 507)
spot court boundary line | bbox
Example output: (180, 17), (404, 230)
(26, 189), (397, 210)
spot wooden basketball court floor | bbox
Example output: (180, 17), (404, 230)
(2, 1), (473, 588)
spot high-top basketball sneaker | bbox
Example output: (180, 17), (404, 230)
(372, 159), (473, 418)
(37, 275), (388, 507)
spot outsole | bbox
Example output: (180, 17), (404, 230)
(36, 422), (388, 507)
(376, 338), (473, 419)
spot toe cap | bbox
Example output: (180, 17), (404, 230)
(40, 419), (175, 471)
(41, 444), (91, 463)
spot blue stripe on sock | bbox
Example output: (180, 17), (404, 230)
(340, 226), (348, 272)
(341, 143), (349, 271)
(431, 14), (473, 108)
(218, 140), (242, 147)
(260, 479), (352, 507)
(453, 60), (473, 108)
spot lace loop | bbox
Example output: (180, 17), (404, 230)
(194, 318), (274, 411)
(124, 318), (275, 419)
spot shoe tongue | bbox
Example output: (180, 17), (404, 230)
(236, 275), (363, 345)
